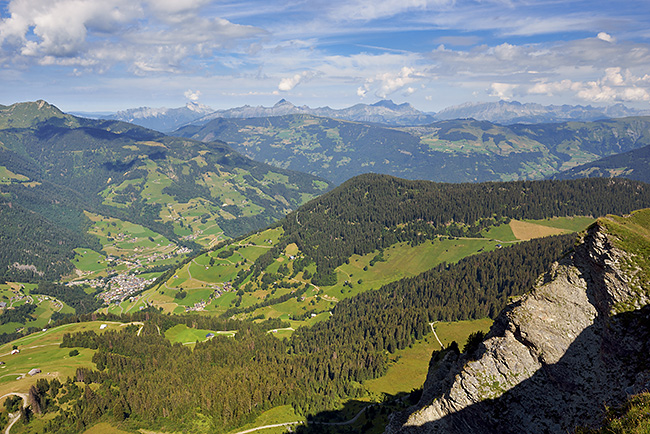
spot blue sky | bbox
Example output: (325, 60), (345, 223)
(1, 0), (649, 112)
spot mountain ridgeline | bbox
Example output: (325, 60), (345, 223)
(96, 99), (650, 133)
(244, 175), (650, 286)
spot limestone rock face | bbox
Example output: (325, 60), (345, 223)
(386, 223), (650, 434)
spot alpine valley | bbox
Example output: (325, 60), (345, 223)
(0, 100), (649, 434)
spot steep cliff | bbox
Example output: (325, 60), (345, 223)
(386, 209), (650, 434)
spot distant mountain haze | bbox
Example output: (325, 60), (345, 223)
(74, 99), (650, 133)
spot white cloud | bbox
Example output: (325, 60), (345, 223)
(144, 0), (210, 16)
(527, 68), (650, 103)
(597, 32), (615, 43)
(528, 79), (579, 96)
(357, 82), (371, 97)
(184, 89), (201, 102)
(489, 82), (518, 100)
(0, 0), (264, 72)
(329, 0), (453, 22)
(603, 67), (624, 86)
(278, 71), (314, 91)
(492, 43), (520, 61)
(374, 66), (420, 98)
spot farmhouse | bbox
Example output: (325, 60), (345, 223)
(28, 368), (41, 376)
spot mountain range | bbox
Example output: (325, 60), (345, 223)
(75, 99), (650, 133)
(435, 100), (650, 124)
(101, 101), (215, 132)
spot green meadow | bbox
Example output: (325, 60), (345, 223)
(323, 238), (501, 301)
(164, 324), (235, 346)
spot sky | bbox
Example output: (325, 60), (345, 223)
(0, 0), (649, 112)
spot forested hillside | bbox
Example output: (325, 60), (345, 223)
(243, 175), (650, 285)
(553, 144), (650, 183)
(0, 101), (331, 282)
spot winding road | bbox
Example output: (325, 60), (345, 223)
(0, 392), (28, 434)
(231, 403), (373, 434)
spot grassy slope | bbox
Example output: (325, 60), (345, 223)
(576, 392), (650, 434)
(599, 208), (650, 311)
(0, 322), (134, 398)
(0, 283), (75, 334)
(364, 318), (493, 396)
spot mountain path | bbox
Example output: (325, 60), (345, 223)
(231, 403), (374, 434)
(429, 322), (444, 349)
(0, 392), (29, 434)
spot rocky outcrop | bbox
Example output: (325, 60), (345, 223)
(386, 221), (650, 434)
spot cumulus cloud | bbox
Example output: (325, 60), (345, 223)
(375, 66), (420, 98)
(0, 0), (264, 72)
(357, 82), (371, 97)
(597, 32), (615, 43)
(528, 68), (650, 103)
(184, 89), (201, 102)
(489, 82), (518, 100)
(278, 71), (315, 91)
(492, 43), (520, 61)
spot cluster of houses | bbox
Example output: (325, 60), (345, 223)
(183, 281), (235, 312)
(98, 274), (157, 303)
(185, 300), (207, 312)
(181, 230), (203, 241)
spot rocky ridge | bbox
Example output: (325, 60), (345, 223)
(194, 99), (436, 126)
(386, 215), (650, 434)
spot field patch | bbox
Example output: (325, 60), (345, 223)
(524, 216), (595, 233)
(226, 405), (303, 434)
(164, 324), (232, 345)
(509, 219), (569, 240)
(83, 422), (133, 434)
